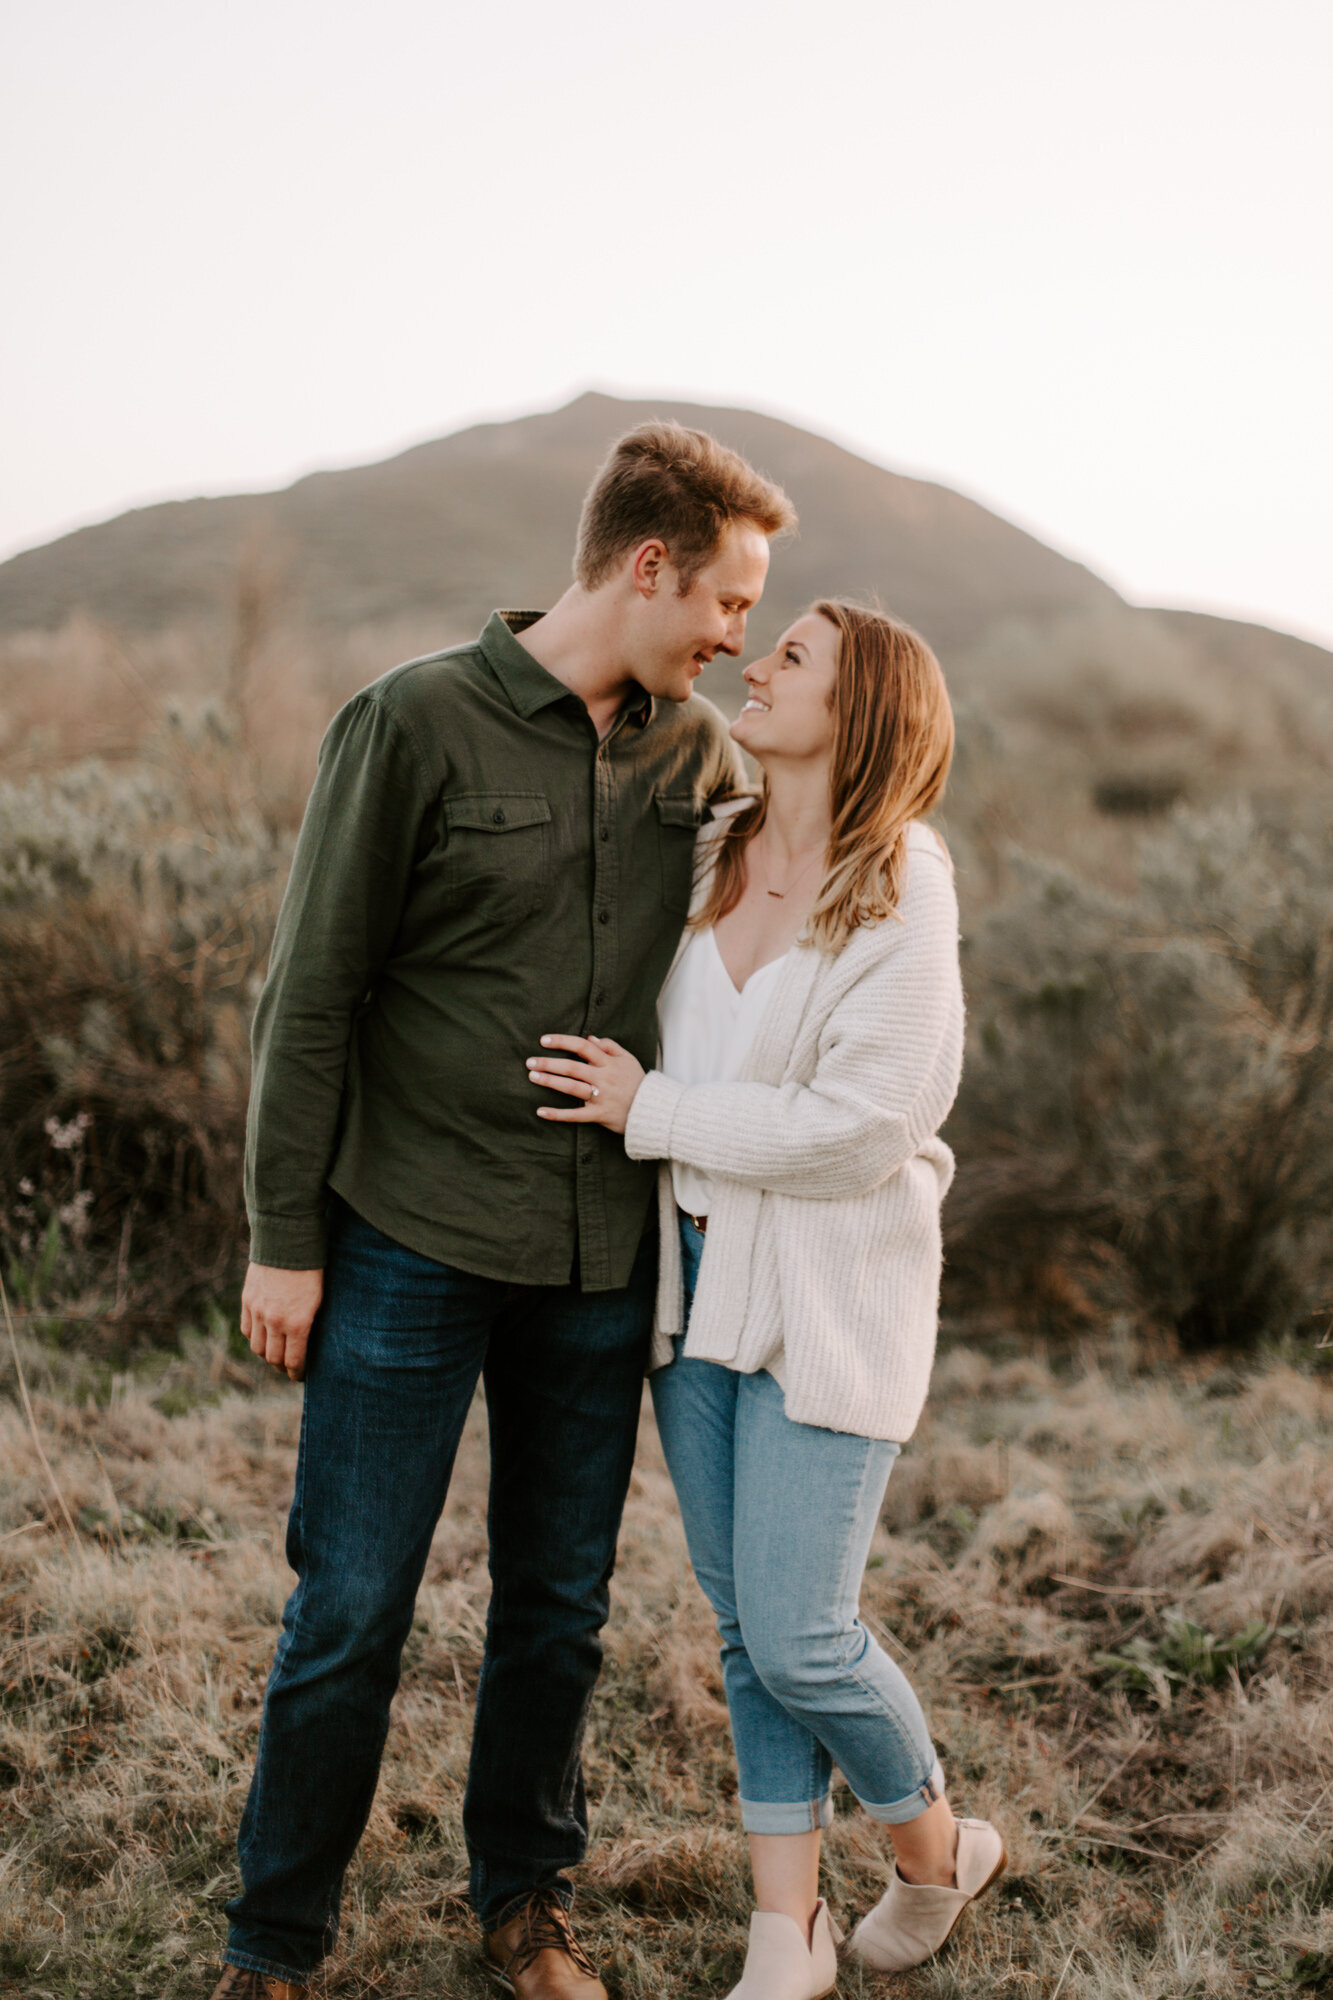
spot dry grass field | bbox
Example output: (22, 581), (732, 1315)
(2, 1312), (1330, 1999)
(2, 514), (1331, 1996)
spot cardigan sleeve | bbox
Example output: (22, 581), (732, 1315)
(623, 851), (963, 1200)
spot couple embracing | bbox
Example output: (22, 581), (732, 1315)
(213, 422), (1007, 2000)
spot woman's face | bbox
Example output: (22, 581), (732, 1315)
(730, 612), (840, 764)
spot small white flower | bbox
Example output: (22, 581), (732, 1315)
(44, 1111), (91, 1152)
(58, 1189), (94, 1239)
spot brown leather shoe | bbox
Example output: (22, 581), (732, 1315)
(484, 1888), (608, 1997)
(209, 1968), (307, 2000)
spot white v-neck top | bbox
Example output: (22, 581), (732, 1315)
(627, 819), (964, 1441)
(658, 927), (790, 1220)
(658, 925), (792, 1387)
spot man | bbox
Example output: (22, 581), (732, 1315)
(212, 423), (795, 1999)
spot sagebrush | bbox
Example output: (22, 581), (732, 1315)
(4, 734), (1330, 1348)
(945, 803), (1333, 1347)
(0, 723), (286, 1315)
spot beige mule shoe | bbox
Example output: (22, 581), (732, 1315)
(848, 1817), (1007, 1972)
(726, 1897), (843, 2000)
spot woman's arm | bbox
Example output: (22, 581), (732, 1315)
(528, 854), (963, 1200)
(627, 917), (961, 1199)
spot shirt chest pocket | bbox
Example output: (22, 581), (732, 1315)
(656, 793), (704, 914)
(442, 792), (552, 920)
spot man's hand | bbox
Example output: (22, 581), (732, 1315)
(241, 1262), (324, 1383)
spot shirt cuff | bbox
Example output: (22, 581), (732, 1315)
(247, 1210), (328, 1270)
(623, 1069), (685, 1162)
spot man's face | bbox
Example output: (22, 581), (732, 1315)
(629, 523), (771, 702)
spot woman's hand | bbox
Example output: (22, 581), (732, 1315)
(526, 1034), (645, 1135)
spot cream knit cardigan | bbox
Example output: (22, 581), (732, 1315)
(623, 816), (964, 1443)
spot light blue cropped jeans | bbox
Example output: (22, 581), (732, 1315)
(650, 1216), (942, 1835)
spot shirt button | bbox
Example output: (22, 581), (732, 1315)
(492, 808), (506, 825)
(594, 990), (606, 1006)
(580, 1148), (594, 1165)
(600, 826), (610, 841)
(597, 909), (610, 924)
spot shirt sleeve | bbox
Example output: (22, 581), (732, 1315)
(623, 854), (963, 1199)
(244, 693), (434, 1266)
(692, 693), (748, 801)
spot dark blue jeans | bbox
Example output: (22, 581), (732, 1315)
(224, 1200), (655, 1981)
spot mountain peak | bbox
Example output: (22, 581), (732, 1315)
(0, 394), (1120, 661)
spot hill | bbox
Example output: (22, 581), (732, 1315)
(0, 392), (1119, 657)
(0, 393), (1329, 821)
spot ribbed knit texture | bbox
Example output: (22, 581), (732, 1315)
(624, 819), (963, 1443)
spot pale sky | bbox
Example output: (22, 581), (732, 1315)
(4, 0), (1331, 646)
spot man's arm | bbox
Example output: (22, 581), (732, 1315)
(243, 691), (433, 1375)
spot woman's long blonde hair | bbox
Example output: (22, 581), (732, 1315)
(693, 601), (955, 953)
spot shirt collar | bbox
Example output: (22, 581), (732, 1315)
(479, 611), (653, 728)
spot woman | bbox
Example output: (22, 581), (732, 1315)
(525, 602), (1005, 1998)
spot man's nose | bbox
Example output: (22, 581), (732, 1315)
(719, 609), (747, 656)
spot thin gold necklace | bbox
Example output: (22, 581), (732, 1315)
(760, 836), (825, 900)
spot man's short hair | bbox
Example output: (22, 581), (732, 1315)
(574, 421), (797, 593)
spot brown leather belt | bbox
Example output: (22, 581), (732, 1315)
(677, 1207), (708, 1234)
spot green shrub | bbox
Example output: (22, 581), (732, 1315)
(1094, 1613), (1299, 1706)
(945, 803), (1333, 1347)
(0, 718), (286, 1311)
(4, 721), (1329, 1354)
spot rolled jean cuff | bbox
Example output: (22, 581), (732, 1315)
(225, 1949), (313, 1983)
(855, 1757), (947, 1827)
(739, 1793), (836, 1835)
(486, 1878), (575, 1932)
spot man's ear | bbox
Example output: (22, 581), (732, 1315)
(630, 538), (671, 600)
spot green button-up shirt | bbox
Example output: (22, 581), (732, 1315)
(245, 611), (742, 1289)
